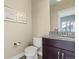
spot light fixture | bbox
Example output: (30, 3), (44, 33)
(56, 0), (62, 2)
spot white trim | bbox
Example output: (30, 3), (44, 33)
(58, 7), (75, 17)
(58, 7), (75, 31)
(10, 52), (25, 59)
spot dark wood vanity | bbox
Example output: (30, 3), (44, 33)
(43, 37), (75, 59)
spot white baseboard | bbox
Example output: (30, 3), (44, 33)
(10, 52), (25, 59)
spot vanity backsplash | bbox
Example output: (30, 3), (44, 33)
(49, 31), (75, 38)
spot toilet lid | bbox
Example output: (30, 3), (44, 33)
(25, 46), (37, 56)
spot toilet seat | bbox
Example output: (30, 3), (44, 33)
(25, 46), (37, 56)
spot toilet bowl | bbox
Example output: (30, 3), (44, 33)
(25, 46), (38, 59)
(25, 37), (42, 59)
(38, 48), (42, 56)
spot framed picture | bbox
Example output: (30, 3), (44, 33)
(4, 5), (27, 24)
(5, 5), (16, 21)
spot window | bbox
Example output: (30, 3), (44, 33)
(58, 7), (75, 32)
(60, 15), (75, 32)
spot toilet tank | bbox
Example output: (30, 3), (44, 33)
(33, 37), (42, 48)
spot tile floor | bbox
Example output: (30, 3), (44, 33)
(19, 55), (26, 59)
(19, 55), (42, 59)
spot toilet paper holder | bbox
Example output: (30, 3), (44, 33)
(14, 42), (21, 46)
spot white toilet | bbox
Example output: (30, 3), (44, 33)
(25, 37), (42, 59)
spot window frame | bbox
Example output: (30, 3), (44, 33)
(58, 7), (75, 32)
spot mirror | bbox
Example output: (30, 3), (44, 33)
(50, 0), (75, 32)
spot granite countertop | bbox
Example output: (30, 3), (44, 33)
(43, 35), (75, 42)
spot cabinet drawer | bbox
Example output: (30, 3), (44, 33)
(43, 38), (75, 52)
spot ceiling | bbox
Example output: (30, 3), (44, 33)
(50, 0), (60, 5)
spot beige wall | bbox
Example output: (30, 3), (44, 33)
(4, 0), (32, 59)
(32, 0), (50, 37)
(50, 0), (75, 31)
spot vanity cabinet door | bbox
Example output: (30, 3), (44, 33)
(61, 50), (75, 59)
(42, 37), (75, 59)
(43, 46), (61, 59)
